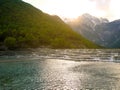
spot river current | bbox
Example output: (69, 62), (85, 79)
(0, 49), (120, 90)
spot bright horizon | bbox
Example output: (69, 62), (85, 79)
(23, 0), (120, 21)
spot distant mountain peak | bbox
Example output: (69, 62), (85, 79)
(67, 13), (120, 48)
(82, 13), (92, 17)
(110, 19), (120, 24)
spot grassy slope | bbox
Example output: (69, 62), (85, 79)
(0, 0), (100, 49)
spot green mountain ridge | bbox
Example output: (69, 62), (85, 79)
(0, 0), (100, 49)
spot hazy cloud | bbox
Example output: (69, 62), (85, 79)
(90, 0), (111, 11)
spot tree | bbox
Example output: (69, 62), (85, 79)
(51, 38), (74, 48)
(4, 37), (16, 49)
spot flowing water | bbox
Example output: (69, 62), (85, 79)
(0, 49), (120, 90)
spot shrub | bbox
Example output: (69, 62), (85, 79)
(4, 37), (16, 49)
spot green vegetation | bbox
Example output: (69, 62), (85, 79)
(0, 0), (100, 49)
(4, 37), (16, 49)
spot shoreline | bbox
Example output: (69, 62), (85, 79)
(0, 58), (119, 63)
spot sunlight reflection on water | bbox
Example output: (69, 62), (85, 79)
(0, 49), (120, 89)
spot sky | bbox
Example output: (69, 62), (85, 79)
(23, 0), (120, 21)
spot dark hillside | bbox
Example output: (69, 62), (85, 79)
(0, 0), (100, 49)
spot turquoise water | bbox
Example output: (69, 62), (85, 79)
(0, 49), (120, 90)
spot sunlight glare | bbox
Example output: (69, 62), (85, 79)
(23, 0), (96, 19)
(23, 0), (120, 21)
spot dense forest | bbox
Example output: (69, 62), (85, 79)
(0, 0), (100, 50)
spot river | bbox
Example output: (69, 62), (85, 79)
(0, 49), (120, 90)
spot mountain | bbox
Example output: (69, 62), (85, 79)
(95, 19), (120, 48)
(67, 14), (120, 48)
(0, 0), (100, 50)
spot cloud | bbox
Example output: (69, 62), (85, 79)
(88, 0), (114, 20)
(90, 0), (111, 11)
